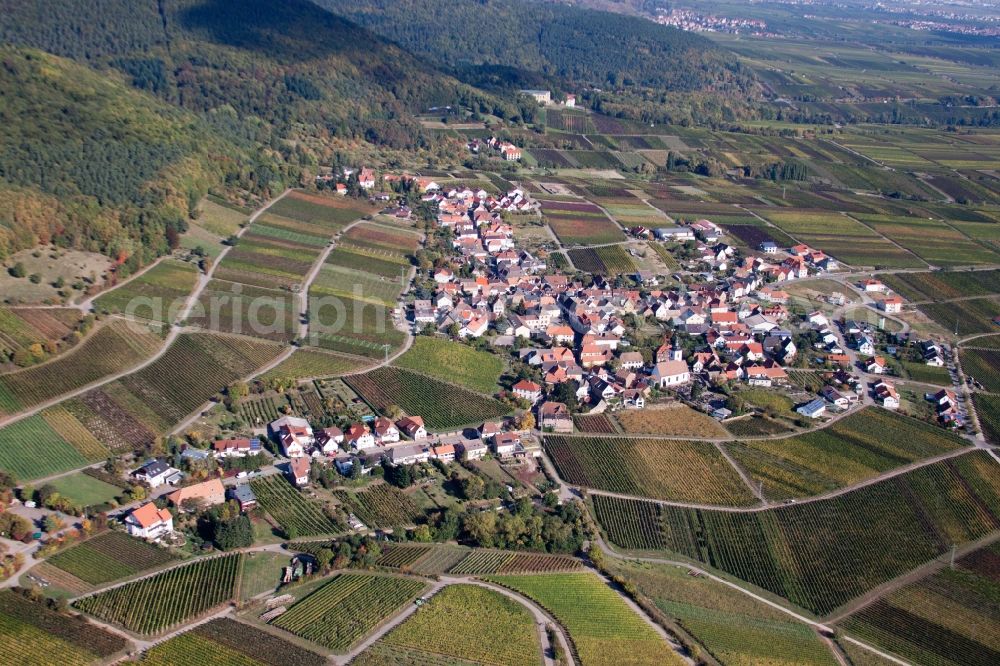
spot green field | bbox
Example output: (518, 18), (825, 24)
(379, 584), (542, 665)
(961, 348), (1000, 393)
(487, 573), (681, 666)
(594, 450), (1000, 615)
(250, 474), (342, 537)
(93, 260), (200, 322)
(726, 407), (967, 499)
(975, 394), (1000, 446)
(545, 435), (757, 506)
(0, 414), (93, 481)
(272, 573), (424, 651)
(566, 244), (637, 274)
(345, 367), (510, 430)
(0, 590), (128, 665)
(606, 559), (839, 666)
(333, 484), (422, 528)
(260, 348), (372, 382)
(393, 337), (504, 394)
(74, 553), (242, 635)
(142, 617), (326, 666)
(47, 472), (121, 507)
(47, 531), (179, 585)
(840, 541), (1000, 666)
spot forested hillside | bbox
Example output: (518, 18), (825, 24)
(0, 0), (510, 262)
(314, 0), (751, 93)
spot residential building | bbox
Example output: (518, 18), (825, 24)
(227, 484), (257, 511)
(269, 416), (314, 458)
(289, 457), (311, 487)
(167, 479), (226, 510)
(397, 416), (427, 441)
(125, 502), (173, 540)
(132, 459), (181, 488)
(538, 401), (573, 433)
(512, 379), (543, 404)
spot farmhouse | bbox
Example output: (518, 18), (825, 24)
(288, 457), (311, 487)
(538, 401), (573, 433)
(132, 459), (181, 488)
(125, 502), (173, 540)
(167, 479), (226, 510)
(269, 416), (314, 458)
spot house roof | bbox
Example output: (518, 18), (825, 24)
(135, 459), (171, 477)
(513, 379), (541, 392)
(130, 502), (172, 528)
(167, 479), (225, 507)
(290, 457), (311, 477)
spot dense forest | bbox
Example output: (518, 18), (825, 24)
(0, 0), (512, 261)
(316, 0), (753, 94)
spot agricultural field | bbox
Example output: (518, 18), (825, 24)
(271, 573), (424, 652)
(856, 214), (1000, 267)
(566, 244), (636, 274)
(0, 320), (162, 415)
(487, 573), (680, 666)
(340, 222), (421, 256)
(237, 552), (288, 602)
(614, 403), (728, 438)
(379, 584), (542, 666)
(0, 411), (103, 481)
(839, 541), (1000, 666)
(724, 415), (795, 437)
(250, 474), (342, 537)
(260, 348), (372, 382)
(880, 269), (1000, 303)
(0, 306), (83, 364)
(195, 197), (248, 237)
(334, 483), (422, 528)
(409, 545), (473, 576)
(376, 545), (433, 570)
(899, 360), (952, 385)
(93, 260), (199, 322)
(605, 559), (839, 666)
(47, 531), (179, 585)
(268, 190), (373, 231)
(573, 413), (619, 433)
(726, 407), (967, 499)
(74, 553), (242, 635)
(919, 297), (1000, 337)
(0, 590), (128, 665)
(975, 394), (1000, 446)
(47, 472), (121, 507)
(448, 550), (581, 575)
(142, 618), (325, 666)
(539, 199), (624, 246)
(393, 337), (504, 394)
(188, 280), (297, 342)
(593, 450), (1000, 615)
(345, 367), (510, 430)
(545, 435), (757, 506)
(961, 348), (1000, 393)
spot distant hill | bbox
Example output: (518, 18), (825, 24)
(0, 0), (507, 262)
(314, 0), (748, 93)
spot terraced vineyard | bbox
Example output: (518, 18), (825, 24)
(840, 542), (1000, 666)
(0, 320), (162, 415)
(346, 367), (510, 430)
(251, 474), (342, 536)
(74, 553), (243, 635)
(487, 573), (681, 666)
(594, 451), (1000, 615)
(141, 617), (325, 666)
(333, 484), (422, 528)
(726, 407), (967, 499)
(47, 531), (178, 585)
(545, 435), (757, 505)
(379, 584), (542, 666)
(0, 590), (128, 665)
(606, 559), (839, 666)
(272, 573), (424, 651)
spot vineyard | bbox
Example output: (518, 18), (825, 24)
(271, 573), (424, 651)
(0, 306), (82, 364)
(540, 200), (624, 246)
(93, 259), (199, 322)
(605, 559), (839, 666)
(975, 394), (1000, 445)
(46, 531), (178, 585)
(573, 413), (619, 433)
(566, 245), (636, 275)
(188, 280), (297, 342)
(545, 435), (757, 505)
(377, 545), (433, 569)
(251, 475), (342, 536)
(962, 347), (1000, 393)
(345, 367), (510, 430)
(0, 320), (162, 415)
(840, 541), (1000, 666)
(261, 348), (372, 382)
(880, 269), (1000, 303)
(334, 484), (422, 528)
(142, 618), (326, 666)
(0, 414), (94, 481)
(269, 190), (373, 230)
(614, 403), (728, 438)
(593, 450), (1000, 615)
(0, 590), (128, 665)
(74, 553), (243, 635)
(725, 407), (967, 499)
(381, 584), (542, 666)
(448, 549), (581, 575)
(409, 546), (472, 575)
(487, 573), (680, 666)
(393, 337), (504, 394)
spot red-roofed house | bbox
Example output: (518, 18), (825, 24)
(397, 416), (427, 440)
(345, 423), (376, 450)
(512, 380), (543, 404)
(125, 502), (173, 540)
(289, 457), (311, 486)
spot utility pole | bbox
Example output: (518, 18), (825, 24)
(950, 543), (957, 570)
(383, 344), (390, 364)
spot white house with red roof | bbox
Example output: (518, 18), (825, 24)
(651, 360), (691, 388)
(269, 416), (314, 458)
(345, 422), (376, 450)
(289, 457), (311, 487)
(397, 416), (427, 440)
(512, 379), (543, 404)
(373, 417), (399, 444)
(125, 502), (173, 540)
(316, 427), (344, 455)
